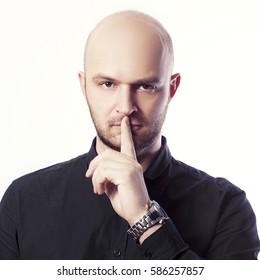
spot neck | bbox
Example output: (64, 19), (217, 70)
(95, 135), (162, 172)
(135, 137), (162, 171)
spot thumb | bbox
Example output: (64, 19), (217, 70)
(120, 116), (136, 160)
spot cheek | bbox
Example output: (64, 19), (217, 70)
(86, 88), (115, 116)
(137, 94), (169, 118)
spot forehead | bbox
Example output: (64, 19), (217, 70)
(85, 18), (170, 81)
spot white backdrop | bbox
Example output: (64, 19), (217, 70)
(0, 0), (259, 225)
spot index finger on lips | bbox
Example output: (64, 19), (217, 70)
(120, 116), (137, 160)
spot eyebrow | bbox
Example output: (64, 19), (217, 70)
(92, 73), (162, 85)
(92, 74), (118, 83)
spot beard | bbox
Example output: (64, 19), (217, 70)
(87, 103), (168, 153)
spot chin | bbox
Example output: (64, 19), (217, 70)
(98, 134), (121, 152)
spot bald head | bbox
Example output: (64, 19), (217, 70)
(83, 10), (174, 75)
(79, 10), (180, 154)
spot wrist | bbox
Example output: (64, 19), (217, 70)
(127, 202), (150, 227)
(139, 223), (162, 244)
(127, 200), (169, 242)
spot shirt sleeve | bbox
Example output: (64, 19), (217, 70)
(139, 189), (260, 260)
(0, 183), (20, 260)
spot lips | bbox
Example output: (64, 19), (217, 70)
(112, 123), (142, 127)
(111, 123), (142, 132)
(112, 123), (142, 126)
(109, 117), (145, 129)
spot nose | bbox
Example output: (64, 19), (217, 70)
(115, 85), (137, 116)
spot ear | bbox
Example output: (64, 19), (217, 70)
(78, 71), (87, 98)
(169, 73), (181, 99)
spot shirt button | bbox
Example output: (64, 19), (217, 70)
(145, 250), (153, 259)
(113, 249), (121, 257)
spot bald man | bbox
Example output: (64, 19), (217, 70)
(0, 10), (259, 260)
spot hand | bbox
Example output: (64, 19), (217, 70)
(86, 116), (150, 226)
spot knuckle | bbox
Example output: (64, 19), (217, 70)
(88, 161), (93, 170)
(91, 174), (99, 187)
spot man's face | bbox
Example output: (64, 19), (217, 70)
(82, 20), (175, 153)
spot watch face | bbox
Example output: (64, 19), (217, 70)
(150, 211), (160, 220)
(151, 201), (168, 218)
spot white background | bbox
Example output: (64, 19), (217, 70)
(0, 0), (259, 226)
(0, 260), (260, 279)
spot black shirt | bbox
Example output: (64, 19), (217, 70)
(0, 137), (259, 259)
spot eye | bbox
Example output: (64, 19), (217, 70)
(99, 81), (114, 88)
(139, 84), (157, 92)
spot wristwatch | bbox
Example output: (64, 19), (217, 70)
(127, 200), (169, 241)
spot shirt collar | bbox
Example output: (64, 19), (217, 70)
(86, 138), (98, 164)
(86, 136), (172, 180)
(143, 136), (172, 180)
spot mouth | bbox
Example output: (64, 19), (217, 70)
(111, 123), (143, 131)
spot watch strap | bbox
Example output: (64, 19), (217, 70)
(127, 200), (168, 241)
